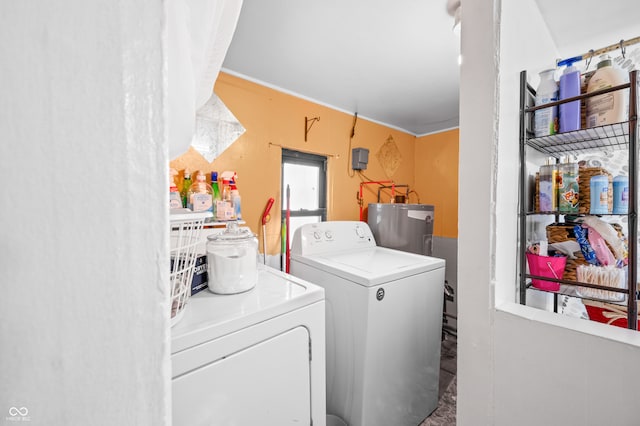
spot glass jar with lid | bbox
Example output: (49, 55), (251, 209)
(206, 221), (259, 294)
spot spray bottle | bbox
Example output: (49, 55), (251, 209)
(230, 180), (242, 220)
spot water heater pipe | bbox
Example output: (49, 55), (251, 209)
(358, 180), (394, 221)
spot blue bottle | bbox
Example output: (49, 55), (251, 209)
(558, 57), (581, 133)
(613, 175), (629, 214)
(590, 175), (609, 214)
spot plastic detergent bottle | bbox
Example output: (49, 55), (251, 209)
(558, 57), (581, 133)
(169, 168), (182, 210)
(558, 160), (579, 213)
(589, 175), (609, 214)
(538, 161), (558, 212)
(613, 175), (629, 214)
(216, 179), (233, 221)
(534, 69), (559, 137)
(211, 171), (221, 218)
(230, 180), (242, 220)
(586, 54), (629, 128)
(188, 172), (213, 214)
(181, 169), (192, 208)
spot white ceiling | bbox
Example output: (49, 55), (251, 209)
(221, 0), (640, 137)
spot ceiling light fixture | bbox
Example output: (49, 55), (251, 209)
(446, 0), (461, 35)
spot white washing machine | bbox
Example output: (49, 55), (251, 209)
(290, 221), (445, 426)
(171, 265), (326, 426)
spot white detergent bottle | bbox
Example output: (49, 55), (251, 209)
(586, 54), (629, 127)
(534, 69), (559, 137)
(169, 168), (182, 210)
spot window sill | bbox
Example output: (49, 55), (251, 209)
(495, 301), (640, 347)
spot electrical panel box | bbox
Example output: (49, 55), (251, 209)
(352, 148), (369, 170)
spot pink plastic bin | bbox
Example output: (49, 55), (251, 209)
(525, 253), (567, 291)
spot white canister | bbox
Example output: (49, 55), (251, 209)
(206, 222), (259, 294)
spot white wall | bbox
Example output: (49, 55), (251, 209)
(459, 0), (640, 424)
(0, 2), (169, 425)
(457, 0), (499, 421)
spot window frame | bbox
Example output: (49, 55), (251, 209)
(281, 149), (327, 221)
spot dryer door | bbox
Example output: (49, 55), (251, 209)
(173, 326), (311, 425)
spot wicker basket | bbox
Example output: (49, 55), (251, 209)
(546, 222), (623, 282)
(578, 167), (613, 214)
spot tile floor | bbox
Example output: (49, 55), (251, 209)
(420, 335), (457, 425)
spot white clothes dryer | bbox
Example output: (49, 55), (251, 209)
(290, 221), (445, 426)
(171, 266), (326, 426)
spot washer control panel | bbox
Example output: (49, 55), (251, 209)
(291, 221), (376, 256)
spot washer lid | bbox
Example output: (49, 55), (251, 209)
(171, 266), (325, 354)
(292, 246), (445, 287)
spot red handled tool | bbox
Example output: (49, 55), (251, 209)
(261, 197), (275, 265)
(286, 185), (291, 273)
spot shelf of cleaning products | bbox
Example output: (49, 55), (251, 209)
(526, 122), (630, 156)
(518, 69), (639, 330)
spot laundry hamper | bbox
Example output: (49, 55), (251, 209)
(170, 209), (212, 326)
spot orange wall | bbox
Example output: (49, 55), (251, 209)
(414, 129), (459, 238)
(170, 72), (417, 254)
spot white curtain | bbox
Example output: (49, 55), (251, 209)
(167, 0), (243, 159)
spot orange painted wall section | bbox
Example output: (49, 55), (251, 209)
(414, 129), (459, 238)
(170, 72), (417, 255)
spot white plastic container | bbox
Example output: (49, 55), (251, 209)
(586, 55), (629, 127)
(534, 69), (559, 137)
(206, 222), (258, 294)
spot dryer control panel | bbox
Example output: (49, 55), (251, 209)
(291, 221), (376, 256)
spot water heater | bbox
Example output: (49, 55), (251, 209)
(367, 203), (434, 256)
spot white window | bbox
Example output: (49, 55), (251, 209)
(281, 149), (327, 245)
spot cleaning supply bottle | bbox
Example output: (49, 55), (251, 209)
(211, 171), (221, 219)
(558, 159), (579, 213)
(538, 161), (558, 212)
(181, 169), (192, 208)
(216, 179), (233, 221)
(169, 168), (182, 210)
(230, 180), (242, 220)
(534, 69), (559, 137)
(589, 175), (609, 214)
(188, 171), (214, 214)
(586, 54), (629, 128)
(613, 175), (629, 214)
(558, 57), (581, 133)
